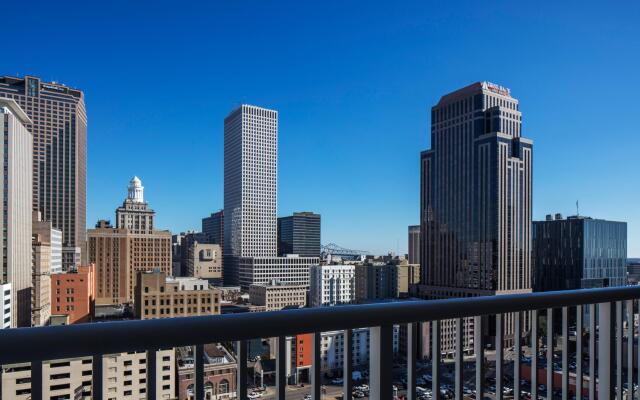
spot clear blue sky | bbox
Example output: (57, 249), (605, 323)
(3, 1), (639, 256)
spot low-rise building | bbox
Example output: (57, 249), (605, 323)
(62, 246), (81, 272)
(1, 350), (175, 400)
(235, 255), (319, 289)
(187, 242), (223, 283)
(177, 344), (237, 400)
(51, 265), (96, 324)
(32, 233), (52, 326)
(309, 264), (355, 307)
(355, 263), (399, 301)
(33, 212), (62, 274)
(134, 272), (221, 319)
(249, 283), (307, 311)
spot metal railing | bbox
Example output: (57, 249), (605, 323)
(1, 286), (640, 400)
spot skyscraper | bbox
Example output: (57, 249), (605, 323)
(407, 225), (420, 265)
(419, 82), (533, 351)
(533, 214), (627, 292)
(202, 210), (224, 246)
(0, 98), (33, 327)
(223, 105), (318, 287)
(0, 76), (87, 261)
(278, 212), (321, 257)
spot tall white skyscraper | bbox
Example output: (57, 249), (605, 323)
(223, 105), (318, 287)
(0, 98), (33, 327)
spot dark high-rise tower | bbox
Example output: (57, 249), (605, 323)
(277, 212), (321, 257)
(408, 225), (420, 265)
(0, 76), (87, 260)
(419, 82), (533, 352)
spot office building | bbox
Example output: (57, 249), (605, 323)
(533, 214), (627, 291)
(278, 212), (321, 257)
(62, 246), (81, 272)
(224, 105), (319, 287)
(309, 264), (355, 307)
(224, 104), (278, 283)
(202, 209), (224, 247)
(88, 177), (171, 305)
(33, 212), (62, 274)
(179, 231), (209, 277)
(396, 261), (421, 295)
(177, 344), (237, 400)
(236, 255), (318, 288)
(51, 264), (96, 324)
(0, 98), (33, 327)
(0, 76), (87, 262)
(172, 232), (184, 277)
(134, 271), (221, 319)
(408, 225), (420, 265)
(2, 350), (175, 400)
(32, 232), (52, 326)
(249, 283), (308, 311)
(1, 283), (10, 329)
(628, 259), (640, 285)
(355, 263), (399, 301)
(186, 242), (222, 282)
(418, 82), (533, 352)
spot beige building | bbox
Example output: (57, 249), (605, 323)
(89, 178), (171, 305)
(31, 232), (51, 326)
(249, 283), (307, 311)
(187, 242), (222, 281)
(396, 262), (420, 295)
(1, 349), (175, 400)
(135, 271), (221, 319)
(0, 98), (33, 327)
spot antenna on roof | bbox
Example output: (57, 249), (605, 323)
(576, 200), (579, 217)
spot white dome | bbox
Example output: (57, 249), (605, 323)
(130, 176), (142, 186)
(127, 176), (144, 202)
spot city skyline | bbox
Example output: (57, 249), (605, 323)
(3, 2), (639, 257)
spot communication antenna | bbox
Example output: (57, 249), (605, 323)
(576, 200), (579, 217)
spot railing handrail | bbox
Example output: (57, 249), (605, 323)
(1, 285), (639, 365)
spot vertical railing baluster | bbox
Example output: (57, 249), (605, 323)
(195, 344), (205, 400)
(370, 324), (393, 400)
(344, 328), (353, 400)
(598, 302), (615, 400)
(547, 308), (553, 400)
(617, 301), (623, 400)
(92, 354), (103, 400)
(408, 323), (418, 400)
(590, 304), (596, 400)
(514, 312), (521, 400)
(531, 310), (538, 400)
(312, 332), (321, 400)
(31, 360), (42, 400)
(237, 340), (247, 400)
(627, 300), (634, 400)
(147, 349), (157, 400)
(276, 336), (287, 400)
(576, 305), (583, 400)
(496, 314), (503, 400)
(433, 320), (441, 400)
(562, 306), (569, 400)
(475, 315), (484, 400)
(455, 318), (463, 400)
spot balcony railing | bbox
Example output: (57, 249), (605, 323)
(1, 286), (640, 400)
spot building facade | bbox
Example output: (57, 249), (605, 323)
(180, 232), (210, 277)
(51, 264), (96, 324)
(62, 246), (81, 272)
(396, 262), (421, 295)
(309, 264), (355, 307)
(0, 98), (33, 327)
(533, 215), (627, 291)
(418, 82), (533, 351)
(88, 178), (171, 305)
(202, 210), (224, 248)
(408, 225), (420, 265)
(236, 255), (318, 288)
(0, 76), (87, 262)
(1, 283), (10, 329)
(187, 242), (223, 282)
(177, 344), (237, 400)
(277, 212), (321, 257)
(249, 283), (307, 311)
(33, 212), (62, 274)
(32, 232), (52, 326)
(355, 264), (399, 301)
(224, 105), (278, 284)
(134, 271), (221, 319)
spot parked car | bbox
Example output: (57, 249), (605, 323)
(331, 378), (344, 385)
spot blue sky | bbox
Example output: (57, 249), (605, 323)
(3, 1), (640, 256)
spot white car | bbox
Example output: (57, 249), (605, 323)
(248, 392), (263, 399)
